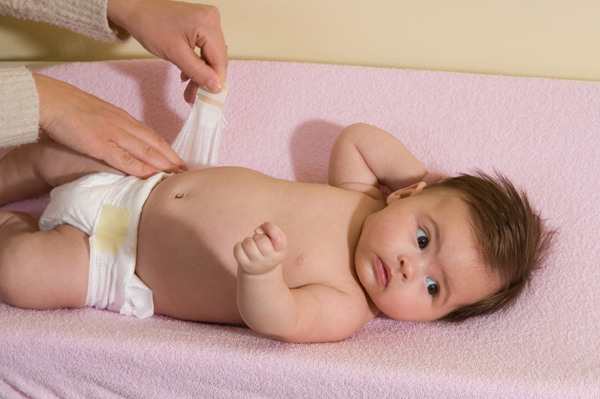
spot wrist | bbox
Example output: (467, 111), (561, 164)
(107, 0), (145, 35)
(32, 73), (54, 133)
(237, 263), (282, 278)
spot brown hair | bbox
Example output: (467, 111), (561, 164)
(424, 172), (554, 322)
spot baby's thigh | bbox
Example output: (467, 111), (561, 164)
(0, 213), (89, 310)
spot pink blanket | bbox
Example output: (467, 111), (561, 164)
(1, 59), (598, 398)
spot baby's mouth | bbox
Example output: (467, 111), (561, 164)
(375, 257), (390, 288)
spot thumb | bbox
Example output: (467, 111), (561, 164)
(260, 222), (287, 253)
(172, 45), (224, 93)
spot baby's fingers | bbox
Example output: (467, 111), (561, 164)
(256, 222), (287, 253)
(233, 241), (251, 266)
(233, 223), (287, 276)
(244, 235), (272, 260)
(233, 235), (280, 276)
(233, 234), (275, 264)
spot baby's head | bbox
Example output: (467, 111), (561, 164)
(426, 172), (553, 322)
(354, 172), (553, 323)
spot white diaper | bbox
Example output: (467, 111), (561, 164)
(39, 172), (168, 319)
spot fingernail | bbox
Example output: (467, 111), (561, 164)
(206, 79), (222, 93)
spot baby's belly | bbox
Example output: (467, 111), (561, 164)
(133, 167), (377, 324)
(135, 169), (250, 323)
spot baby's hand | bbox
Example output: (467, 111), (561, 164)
(423, 171), (451, 186)
(234, 222), (287, 275)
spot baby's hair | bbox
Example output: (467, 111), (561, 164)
(424, 172), (554, 322)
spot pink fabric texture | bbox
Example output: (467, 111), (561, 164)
(1, 59), (598, 398)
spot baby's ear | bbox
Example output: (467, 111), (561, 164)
(386, 181), (427, 205)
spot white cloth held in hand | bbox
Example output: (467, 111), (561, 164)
(172, 85), (229, 169)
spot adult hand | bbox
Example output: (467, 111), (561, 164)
(108, 0), (228, 103)
(33, 73), (185, 178)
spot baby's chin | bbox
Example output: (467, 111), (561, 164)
(379, 308), (450, 323)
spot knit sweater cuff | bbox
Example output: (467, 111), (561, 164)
(0, 67), (40, 147)
(0, 0), (125, 43)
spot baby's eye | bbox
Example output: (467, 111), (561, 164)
(417, 228), (429, 250)
(426, 277), (439, 296)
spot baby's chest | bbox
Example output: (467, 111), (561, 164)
(280, 232), (358, 289)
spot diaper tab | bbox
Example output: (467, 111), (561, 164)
(93, 205), (132, 254)
(171, 84), (229, 169)
(196, 82), (229, 108)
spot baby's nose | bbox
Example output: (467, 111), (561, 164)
(398, 258), (415, 281)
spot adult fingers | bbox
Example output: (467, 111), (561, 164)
(112, 130), (186, 175)
(173, 45), (223, 94)
(168, 6), (227, 94)
(117, 120), (185, 169)
(198, 28), (228, 84)
(184, 80), (200, 104)
(98, 141), (160, 178)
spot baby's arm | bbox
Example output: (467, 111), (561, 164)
(234, 222), (366, 343)
(328, 123), (429, 198)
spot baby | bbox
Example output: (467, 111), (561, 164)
(0, 124), (552, 343)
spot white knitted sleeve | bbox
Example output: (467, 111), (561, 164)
(0, 0), (124, 43)
(0, 67), (39, 147)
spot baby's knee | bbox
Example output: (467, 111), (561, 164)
(0, 215), (45, 308)
(0, 232), (35, 307)
(0, 213), (36, 265)
(1, 218), (90, 310)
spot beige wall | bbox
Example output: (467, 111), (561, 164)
(1, 0), (599, 81)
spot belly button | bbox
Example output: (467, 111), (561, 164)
(174, 191), (184, 199)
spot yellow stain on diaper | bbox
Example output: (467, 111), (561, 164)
(93, 205), (132, 254)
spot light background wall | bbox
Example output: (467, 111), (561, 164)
(1, 0), (599, 81)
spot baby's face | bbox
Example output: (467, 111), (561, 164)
(355, 190), (503, 321)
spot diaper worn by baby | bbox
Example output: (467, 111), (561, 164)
(39, 172), (168, 319)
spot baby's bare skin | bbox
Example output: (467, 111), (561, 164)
(0, 124), (502, 343)
(136, 167), (384, 325)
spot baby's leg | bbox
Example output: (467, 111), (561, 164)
(0, 212), (89, 309)
(0, 134), (121, 205)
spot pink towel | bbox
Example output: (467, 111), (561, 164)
(1, 59), (598, 398)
